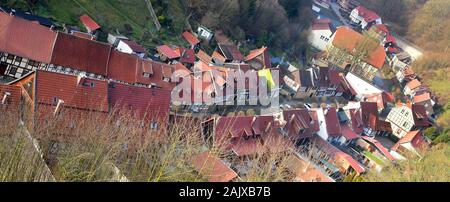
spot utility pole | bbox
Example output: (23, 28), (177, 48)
(144, 0), (161, 31)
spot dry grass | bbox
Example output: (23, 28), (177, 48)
(0, 106), (301, 182)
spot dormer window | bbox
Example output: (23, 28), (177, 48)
(150, 122), (158, 130)
(143, 72), (152, 78)
(82, 82), (95, 87)
(52, 97), (59, 105)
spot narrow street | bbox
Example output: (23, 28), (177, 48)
(330, 2), (349, 26)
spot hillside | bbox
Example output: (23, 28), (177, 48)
(0, 0), (313, 62)
(359, 0), (450, 143)
(1, 0), (189, 47)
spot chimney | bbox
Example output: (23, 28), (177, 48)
(406, 100), (412, 109)
(77, 72), (87, 86)
(290, 114), (296, 123)
(264, 122), (272, 133)
(396, 99), (403, 107)
(2, 92), (11, 105)
(54, 99), (65, 116)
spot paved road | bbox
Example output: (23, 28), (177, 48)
(393, 34), (424, 61)
(330, 2), (349, 26)
(329, 2), (424, 61)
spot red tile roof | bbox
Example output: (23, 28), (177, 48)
(178, 48), (196, 64)
(340, 124), (360, 140)
(51, 32), (111, 76)
(328, 69), (341, 85)
(324, 107), (341, 137)
(35, 70), (109, 112)
(196, 50), (212, 64)
(360, 102), (379, 130)
(172, 62), (191, 78)
(135, 59), (175, 90)
(0, 12), (57, 63)
(403, 67), (415, 76)
(79, 14), (100, 32)
(412, 104), (431, 127)
(374, 24), (389, 35)
(283, 109), (314, 139)
(191, 151), (238, 182)
(413, 92), (431, 103)
(121, 39), (146, 53)
(108, 82), (171, 122)
(406, 79), (421, 90)
(245, 47), (272, 68)
(311, 136), (365, 174)
(107, 50), (138, 83)
(354, 6), (380, 22)
(332, 27), (386, 69)
(218, 44), (244, 61)
(212, 50), (226, 63)
(214, 116), (279, 156)
(182, 31), (200, 46)
(361, 136), (395, 161)
(157, 45), (180, 59)
(398, 130), (428, 149)
(364, 92), (394, 109)
(0, 84), (21, 111)
(350, 108), (364, 134)
(385, 35), (396, 43)
(287, 154), (334, 182)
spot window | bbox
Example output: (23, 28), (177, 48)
(8, 67), (18, 76)
(52, 97), (59, 105)
(402, 122), (409, 128)
(7, 54), (14, 61)
(150, 122), (158, 130)
(82, 82), (95, 87)
(143, 72), (152, 78)
(14, 57), (22, 65)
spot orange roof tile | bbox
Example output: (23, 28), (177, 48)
(332, 27), (386, 69)
(406, 79), (421, 90)
(79, 14), (100, 32)
(182, 31), (200, 46)
(196, 50), (212, 64)
(191, 151), (238, 182)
